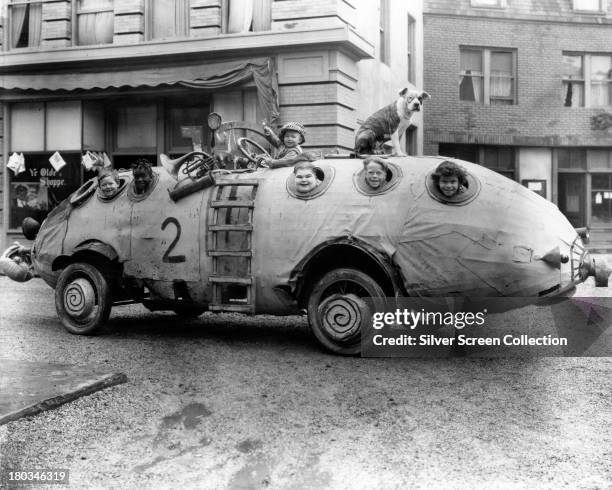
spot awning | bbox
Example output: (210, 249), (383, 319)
(0, 57), (279, 122)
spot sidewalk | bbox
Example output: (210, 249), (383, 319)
(0, 359), (126, 425)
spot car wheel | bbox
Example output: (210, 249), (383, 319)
(307, 268), (386, 355)
(55, 262), (112, 335)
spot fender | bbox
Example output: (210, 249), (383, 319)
(73, 240), (119, 262)
(289, 236), (406, 300)
(52, 240), (119, 272)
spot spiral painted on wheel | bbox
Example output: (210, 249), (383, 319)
(317, 293), (369, 343)
(63, 278), (96, 319)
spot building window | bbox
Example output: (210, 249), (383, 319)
(407, 14), (416, 84)
(460, 47), (516, 105)
(379, 0), (390, 65)
(572, 0), (606, 11)
(8, 0), (43, 49)
(558, 148), (587, 170)
(111, 103), (158, 168)
(439, 144), (516, 180)
(483, 147), (515, 179)
(147, 0), (189, 40)
(562, 54), (584, 107)
(223, 0), (272, 33)
(168, 102), (211, 155)
(471, 0), (506, 6)
(76, 0), (114, 45)
(9, 102), (88, 229)
(563, 53), (612, 107)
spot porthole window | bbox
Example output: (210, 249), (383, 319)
(426, 160), (481, 205)
(70, 179), (97, 208)
(353, 157), (403, 196)
(128, 171), (159, 201)
(286, 163), (335, 200)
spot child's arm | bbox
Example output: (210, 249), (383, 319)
(262, 122), (281, 149)
(266, 148), (304, 168)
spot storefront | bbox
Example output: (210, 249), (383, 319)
(2, 58), (278, 245)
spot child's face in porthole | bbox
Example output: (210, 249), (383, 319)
(294, 169), (318, 194)
(99, 176), (119, 197)
(439, 175), (459, 197)
(365, 162), (385, 189)
(133, 171), (152, 194)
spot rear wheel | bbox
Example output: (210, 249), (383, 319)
(307, 268), (385, 355)
(55, 262), (112, 335)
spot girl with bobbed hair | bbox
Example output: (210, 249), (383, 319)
(431, 160), (469, 198)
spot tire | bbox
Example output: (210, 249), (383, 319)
(54, 262), (112, 335)
(307, 268), (386, 355)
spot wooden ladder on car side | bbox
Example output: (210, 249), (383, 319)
(207, 179), (259, 313)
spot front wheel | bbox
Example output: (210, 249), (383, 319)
(307, 268), (386, 355)
(55, 262), (112, 335)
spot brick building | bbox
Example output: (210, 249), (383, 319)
(423, 0), (612, 249)
(0, 0), (425, 249)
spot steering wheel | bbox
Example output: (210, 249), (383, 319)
(237, 137), (271, 168)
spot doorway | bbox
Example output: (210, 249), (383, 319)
(558, 173), (586, 227)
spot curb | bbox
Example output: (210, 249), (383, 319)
(0, 371), (128, 426)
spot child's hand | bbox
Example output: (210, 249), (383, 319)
(262, 120), (271, 135)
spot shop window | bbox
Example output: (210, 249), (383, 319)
(460, 47), (516, 105)
(439, 143), (478, 164)
(147, 0), (188, 40)
(76, 0), (114, 45)
(46, 101), (82, 150)
(168, 103), (210, 155)
(223, 0), (271, 34)
(588, 149), (612, 170)
(11, 102), (45, 152)
(8, 0), (42, 49)
(558, 148), (587, 170)
(563, 53), (612, 107)
(440, 144), (516, 180)
(483, 147), (515, 180)
(9, 153), (82, 229)
(83, 102), (106, 151)
(112, 104), (158, 167)
(591, 174), (612, 224)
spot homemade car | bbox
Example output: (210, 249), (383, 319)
(1, 116), (609, 354)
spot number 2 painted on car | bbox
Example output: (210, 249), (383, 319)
(161, 217), (186, 263)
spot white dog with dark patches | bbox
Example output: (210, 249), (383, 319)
(354, 88), (430, 156)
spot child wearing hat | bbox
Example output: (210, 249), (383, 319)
(261, 121), (306, 168)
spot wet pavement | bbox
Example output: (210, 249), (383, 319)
(0, 359), (126, 425)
